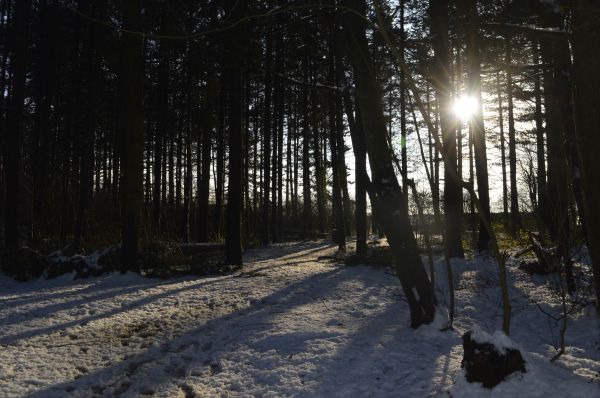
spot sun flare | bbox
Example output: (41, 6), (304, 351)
(453, 96), (478, 121)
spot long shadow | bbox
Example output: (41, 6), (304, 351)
(0, 278), (111, 307)
(435, 253), (600, 387)
(245, 258), (335, 276)
(2, 241), (333, 345)
(0, 269), (222, 308)
(27, 264), (460, 397)
(245, 240), (334, 263)
(0, 241), (330, 312)
(0, 276), (209, 324)
(277, 266), (460, 397)
(23, 265), (354, 397)
(0, 274), (233, 345)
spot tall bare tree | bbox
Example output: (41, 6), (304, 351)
(118, 0), (145, 273)
(342, 0), (435, 328)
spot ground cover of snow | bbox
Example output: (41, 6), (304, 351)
(0, 240), (598, 397)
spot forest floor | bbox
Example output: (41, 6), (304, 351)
(0, 240), (598, 397)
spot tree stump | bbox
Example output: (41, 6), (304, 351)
(461, 330), (526, 388)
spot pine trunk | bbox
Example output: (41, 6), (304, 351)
(119, 0), (145, 273)
(342, 0), (435, 328)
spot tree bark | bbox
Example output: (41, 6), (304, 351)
(571, 0), (600, 310)
(343, 92), (367, 256)
(430, 0), (464, 258)
(537, 3), (576, 293)
(198, 53), (216, 242)
(261, 27), (273, 244)
(342, 0), (435, 328)
(532, 41), (548, 233)
(301, 53), (312, 237)
(214, 85), (226, 237)
(459, 0), (491, 251)
(3, 0), (30, 256)
(505, 40), (522, 235)
(224, 0), (247, 267)
(119, 0), (145, 274)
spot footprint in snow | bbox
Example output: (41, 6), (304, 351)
(326, 319), (345, 327)
(179, 384), (196, 398)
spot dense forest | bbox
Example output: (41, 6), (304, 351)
(1, 0), (599, 396)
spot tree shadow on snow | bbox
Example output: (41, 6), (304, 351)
(16, 248), (461, 397)
(0, 276), (232, 345)
(24, 265), (351, 397)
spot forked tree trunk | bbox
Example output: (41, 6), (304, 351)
(341, 0), (435, 328)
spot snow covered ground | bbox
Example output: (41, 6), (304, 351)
(0, 240), (598, 397)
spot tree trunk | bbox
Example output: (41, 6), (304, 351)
(3, 0), (30, 256)
(533, 41), (548, 233)
(328, 18), (346, 250)
(224, 0), (247, 267)
(153, 15), (169, 236)
(460, 0), (491, 252)
(571, 0), (600, 310)
(342, 0), (435, 328)
(496, 71), (509, 227)
(261, 28), (273, 244)
(430, 0), (464, 258)
(311, 62), (326, 234)
(31, 0), (55, 244)
(74, 1), (100, 253)
(343, 92), (367, 256)
(119, 0), (145, 274)
(538, 4), (575, 293)
(272, 28), (283, 242)
(214, 85), (226, 237)
(182, 38), (194, 243)
(198, 54), (216, 242)
(505, 40), (522, 235)
(301, 55), (312, 237)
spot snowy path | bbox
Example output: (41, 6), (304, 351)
(0, 241), (598, 397)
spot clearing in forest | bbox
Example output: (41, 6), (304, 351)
(0, 241), (598, 397)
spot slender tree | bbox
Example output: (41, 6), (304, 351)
(505, 40), (522, 235)
(224, 0), (248, 267)
(571, 0), (600, 310)
(430, 0), (464, 258)
(4, 0), (31, 257)
(459, 0), (491, 251)
(119, 0), (145, 273)
(342, 0), (435, 328)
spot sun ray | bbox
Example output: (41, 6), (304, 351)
(453, 96), (478, 121)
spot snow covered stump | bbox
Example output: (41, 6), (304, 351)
(461, 329), (526, 388)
